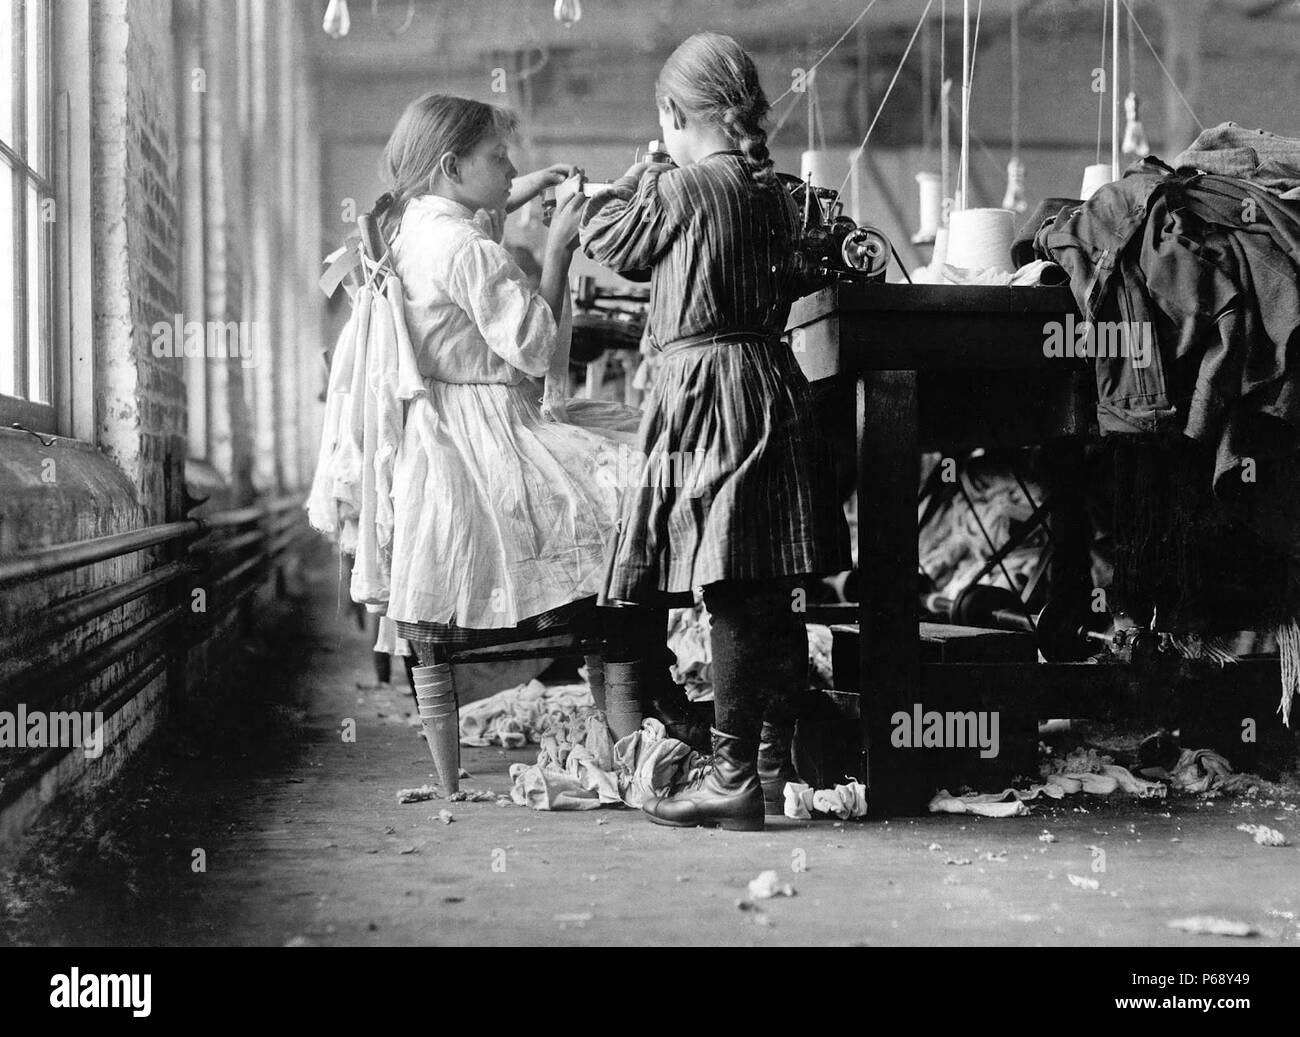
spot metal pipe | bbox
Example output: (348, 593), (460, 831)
(0, 560), (193, 658)
(2, 604), (186, 709)
(0, 655), (169, 811)
(207, 529), (264, 555)
(0, 521), (204, 587)
(200, 505), (264, 528)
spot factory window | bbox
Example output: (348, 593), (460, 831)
(0, 0), (55, 434)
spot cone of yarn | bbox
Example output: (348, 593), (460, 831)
(800, 149), (848, 191)
(1080, 163), (1114, 201)
(912, 172), (942, 244)
(945, 207), (1016, 274)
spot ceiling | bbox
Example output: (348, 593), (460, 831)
(310, 0), (1299, 80)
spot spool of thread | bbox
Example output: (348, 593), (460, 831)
(913, 172), (942, 244)
(1080, 163), (1114, 201)
(945, 207), (1016, 274)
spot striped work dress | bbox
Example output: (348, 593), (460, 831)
(580, 150), (850, 601)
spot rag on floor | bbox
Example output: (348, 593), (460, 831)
(928, 747), (1167, 817)
(459, 680), (594, 749)
(509, 717), (706, 811)
(1138, 747), (1238, 794)
(783, 780), (868, 820)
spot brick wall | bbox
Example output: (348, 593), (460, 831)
(0, 0), (326, 853)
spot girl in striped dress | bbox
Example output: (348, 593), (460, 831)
(581, 33), (850, 831)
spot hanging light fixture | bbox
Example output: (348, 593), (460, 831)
(1120, 10), (1149, 158)
(1002, 157), (1027, 212)
(1122, 93), (1150, 159)
(323, 0), (351, 39)
(554, 0), (583, 28)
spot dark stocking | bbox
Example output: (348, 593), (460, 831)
(702, 580), (808, 744)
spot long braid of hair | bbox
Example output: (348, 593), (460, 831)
(722, 105), (777, 187)
(658, 32), (778, 188)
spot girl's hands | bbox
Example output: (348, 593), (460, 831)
(508, 164), (581, 213)
(587, 159), (669, 206)
(545, 192), (586, 256)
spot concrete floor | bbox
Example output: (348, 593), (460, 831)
(3, 564), (1299, 947)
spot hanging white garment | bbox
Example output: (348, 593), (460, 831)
(306, 250), (426, 606)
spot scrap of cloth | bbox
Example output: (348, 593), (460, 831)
(928, 749), (1167, 817)
(509, 718), (706, 811)
(459, 680), (595, 749)
(1138, 747), (1238, 794)
(783, 781), (868, 820)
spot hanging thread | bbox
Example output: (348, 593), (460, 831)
(836, 0), (934, 202)
(1120, 0), (1204, 132)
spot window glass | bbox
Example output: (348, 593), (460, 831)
(0, 165), (14, 399)
(0, 6), (13, 147)
(27, 180), (49, 402)
(26, 0), (46, 176)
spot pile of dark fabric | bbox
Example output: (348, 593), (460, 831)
(1028, 124), (1300, 642)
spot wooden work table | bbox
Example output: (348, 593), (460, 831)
(788, 279), (1105, 814)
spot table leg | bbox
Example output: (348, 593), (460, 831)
(858, 371), (928, 815)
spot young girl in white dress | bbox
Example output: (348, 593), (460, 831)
(369, 93), (701, 744)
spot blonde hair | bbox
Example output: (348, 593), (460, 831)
(656, 33), (775, 186)
(374, 93), (518, 238)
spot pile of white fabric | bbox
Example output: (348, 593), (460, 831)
(926, 744), (1264, 818)
(929, 746), (1167, 817)
(510, 717), (705, 811)
(459, 680), (594, 750)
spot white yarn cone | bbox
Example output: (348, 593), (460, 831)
(1080, 163), (1115, 201)
(913, 172), (942, 244)
(946, 208), (1015, 274)
(801, 149), (850, 192)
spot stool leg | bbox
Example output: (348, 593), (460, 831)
(603, 660), (643, 740)
(412, 663), (460, 794)
(585, 654), (607, 712)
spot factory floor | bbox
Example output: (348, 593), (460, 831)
(3, 564), (1299, 948)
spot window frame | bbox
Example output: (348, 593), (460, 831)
(0, 0), (57, 434)
(1, 1), (93, 442)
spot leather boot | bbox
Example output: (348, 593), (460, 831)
(647, 690), (713, 756)
(642, 728), (764, 831)
(757, 720), (799, 817)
